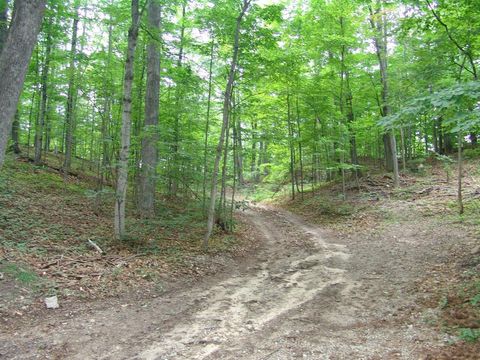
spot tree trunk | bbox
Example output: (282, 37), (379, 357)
(369, 1), (399, 187)
(34, 18), (52, 165)
(457, 132), (464, 215)
(295, 95), (304, 199)
(219, 108), (231, 222)
(132, 43), (146, 206)
(63, 7), (79, 174)
(233, 109), (244, 185)
(138, 0), (161, 217)
(339, 16), (359, 181)
(170, 0), (186, 196)
(202, 39), (215, 213)
(11, 109), (21, 154)
(438, 116), (444, 154)
(400, 127), (406, 171)
(250, 120), (257, 180)
(287, 92), (295, 200)
(345, 72), (359, 180)
(204, 0), (251, 247)
(99, 16), (114, 192)
(114, 0), (140, 240)
(0, 0), (46, 168)
(311, 115), (320, 193)
(229, 117), (237, 232)
(236, 119), (245, 184)
(43, 65), (54, 154)
(26, 70), (39, 159)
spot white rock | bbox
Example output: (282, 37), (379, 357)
(45, 296), (59, 309)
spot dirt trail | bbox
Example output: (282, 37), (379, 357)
(1, 206), (444, 359)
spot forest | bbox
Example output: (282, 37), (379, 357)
(0, 0), (480, 358)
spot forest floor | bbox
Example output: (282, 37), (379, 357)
(1, 155), (479, 359)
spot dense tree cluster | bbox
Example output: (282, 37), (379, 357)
(0, 0), (479, 243)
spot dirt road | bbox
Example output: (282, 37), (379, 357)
(1, 206), (445, 359)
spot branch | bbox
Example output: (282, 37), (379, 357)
(87, 239), (104, 254)
(424, 0), (477, 79)
(453, 59), (475, 77)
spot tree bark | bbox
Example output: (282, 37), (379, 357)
(219, 107), (231, 223)
(114, 0), (140, 240)
(11, 109), (21, 154)
(235, 119), (244, 184)
(287, 92), (295, 200)
(233, 105), (244, 185)
(202, 39), (215, 213)
(369, 1), (399, 187)
(34, 18), (52, 165)
(457, 132), (464, 214)
(204, 0), (251, 247)
(0, 0), (46, 168)
(63, 7), (79, 174)
(138, 0), (161, 217)
(295, 95), (304, 199)
(250, 120), (257, 180)
(170, 0), (186, 196)
(99, 14), (114, 192)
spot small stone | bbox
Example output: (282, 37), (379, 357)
(45, 296), (59, 309)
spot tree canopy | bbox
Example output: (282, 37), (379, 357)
(1, 0), (479, 240)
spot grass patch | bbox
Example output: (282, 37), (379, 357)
(0, 262), (40, 285)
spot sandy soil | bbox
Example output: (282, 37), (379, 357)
(0, 205), (457, 359)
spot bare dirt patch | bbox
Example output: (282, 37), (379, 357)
(1, 202), (471, 359)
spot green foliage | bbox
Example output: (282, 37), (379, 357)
(0, 262), (39, 285)
(471, 293), (480, 306)
(406, 158), (427, 173)
(3, 0), (480, 246)
(382, 81), (480, 133)
(463, 148), (480, 159)
(459, 328), (480, 343)
(435, 153), (455, 180)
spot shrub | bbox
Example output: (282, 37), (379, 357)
(463, 147), (480, 159)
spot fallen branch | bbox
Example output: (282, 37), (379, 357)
(87, 239), (104, 254)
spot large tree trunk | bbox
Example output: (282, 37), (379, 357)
(0, 0), (46, 168)
(34, 18), (52, 165)
(204, 0), (251, 247)
(114, 0), (140, 240)
(138, 0), (161, 217)
(63, 7), (79, 174)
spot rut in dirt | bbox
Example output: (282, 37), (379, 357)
(138, 206), (353, 360)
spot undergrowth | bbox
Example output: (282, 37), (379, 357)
(0, 155), (245, 305)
